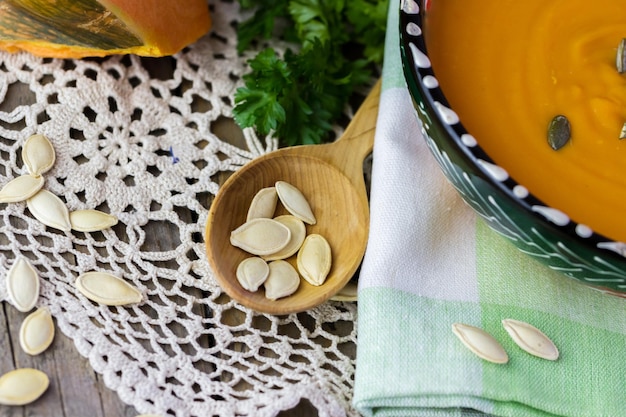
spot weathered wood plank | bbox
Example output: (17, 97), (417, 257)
(50, 332), (110, 417)
(0, 304), (21, 417)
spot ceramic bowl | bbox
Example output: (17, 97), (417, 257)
(399, 0), (626, 294)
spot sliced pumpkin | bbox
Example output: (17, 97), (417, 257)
(0, 0), (211, 58)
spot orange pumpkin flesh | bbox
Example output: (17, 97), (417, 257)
(0, 0), (211, 58)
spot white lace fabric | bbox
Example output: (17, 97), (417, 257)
(0, 1), (358, 416)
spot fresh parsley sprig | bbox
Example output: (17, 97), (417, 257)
(234, 0), (389, 146)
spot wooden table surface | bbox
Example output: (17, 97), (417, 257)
(0, 57), (338, 417)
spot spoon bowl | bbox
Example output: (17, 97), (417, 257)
(206, 80), (380, 315)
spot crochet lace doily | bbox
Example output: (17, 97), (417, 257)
(0, 1), (359, 416)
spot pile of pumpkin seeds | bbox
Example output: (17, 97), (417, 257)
(230, 181), (332, 300)
(0, 134), (119, 231)
(0, 134), (144, 406)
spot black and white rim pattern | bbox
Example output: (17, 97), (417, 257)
(399, 0), (626, 290)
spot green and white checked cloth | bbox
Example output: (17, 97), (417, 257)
(353, 1), (626, 416)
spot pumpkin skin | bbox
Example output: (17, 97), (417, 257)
(0, 0), (211, 58)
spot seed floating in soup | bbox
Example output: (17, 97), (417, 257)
(424, 0), (626, 242)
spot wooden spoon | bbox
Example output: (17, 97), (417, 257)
(205, 80), (381, 315)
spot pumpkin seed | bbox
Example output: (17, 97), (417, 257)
(297, 234), (332, 286)
(246, 186), (278, 221)
(6, 257), (39, 313)
(330, 281), (358, 302)
(264, 260), (300, 300)
(263, 215), (306, 261)
(69, 209), (118, 232)
(26, 189), (71, 231)
(451, 323), (509, 364)
(620, 122), (626, 140)
(502, 319), (559, 361)
(617, 38), (626, 74)
(0, 174), (44, 203)
(547, 115), (571, 150)
(22, 134), (55, 177)
(236, 257), (270, 292)
(75, 271), (142, 306)
(230, 218), (291, 256)
(275, 181), (316, 225)
(0, 368), (49, 406)
(19, 307), (55, 356)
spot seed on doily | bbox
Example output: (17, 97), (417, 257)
(246, 186), (278, 221)
(275, 181), (316, 225)
(502, 319), (559, 361)
(0, 175), (44, 203)
(69, 209), (119, 232)
(451, 323), (509, 364)
(75, 271), (142, 306)
(297, 234), (332, 286)
(26, 189), (71, 232)
(236, 257), (270, 292)
(264, 260), (300, 300)
(0, 368), (49, 406)
(19, 307), (55, 356)
(230, 218), (291, 256)
(21, 134), (55, 177)
(6, 257), (39, 313)
(263, 215), (306, 261)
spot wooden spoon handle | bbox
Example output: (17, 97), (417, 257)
(337, 78), (381, 157)
(306, 79), (381, 180)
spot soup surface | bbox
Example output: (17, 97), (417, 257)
(424, 0), (626, 242)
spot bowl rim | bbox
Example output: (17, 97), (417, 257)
(398, 0), (626, 260)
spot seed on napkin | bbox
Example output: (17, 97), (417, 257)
(452, 323), (509, 364)
(502, 319), (559, 361)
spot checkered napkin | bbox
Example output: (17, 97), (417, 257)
(352, 2), (626, 416)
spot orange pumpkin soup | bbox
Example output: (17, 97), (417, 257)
(424, 0), (626, 242)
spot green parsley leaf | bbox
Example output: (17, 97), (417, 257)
(346, 0), (389, 63)
(237, 1), (290, 52)
(234, 0), (389, 146)
(288, 0), (347, 50)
